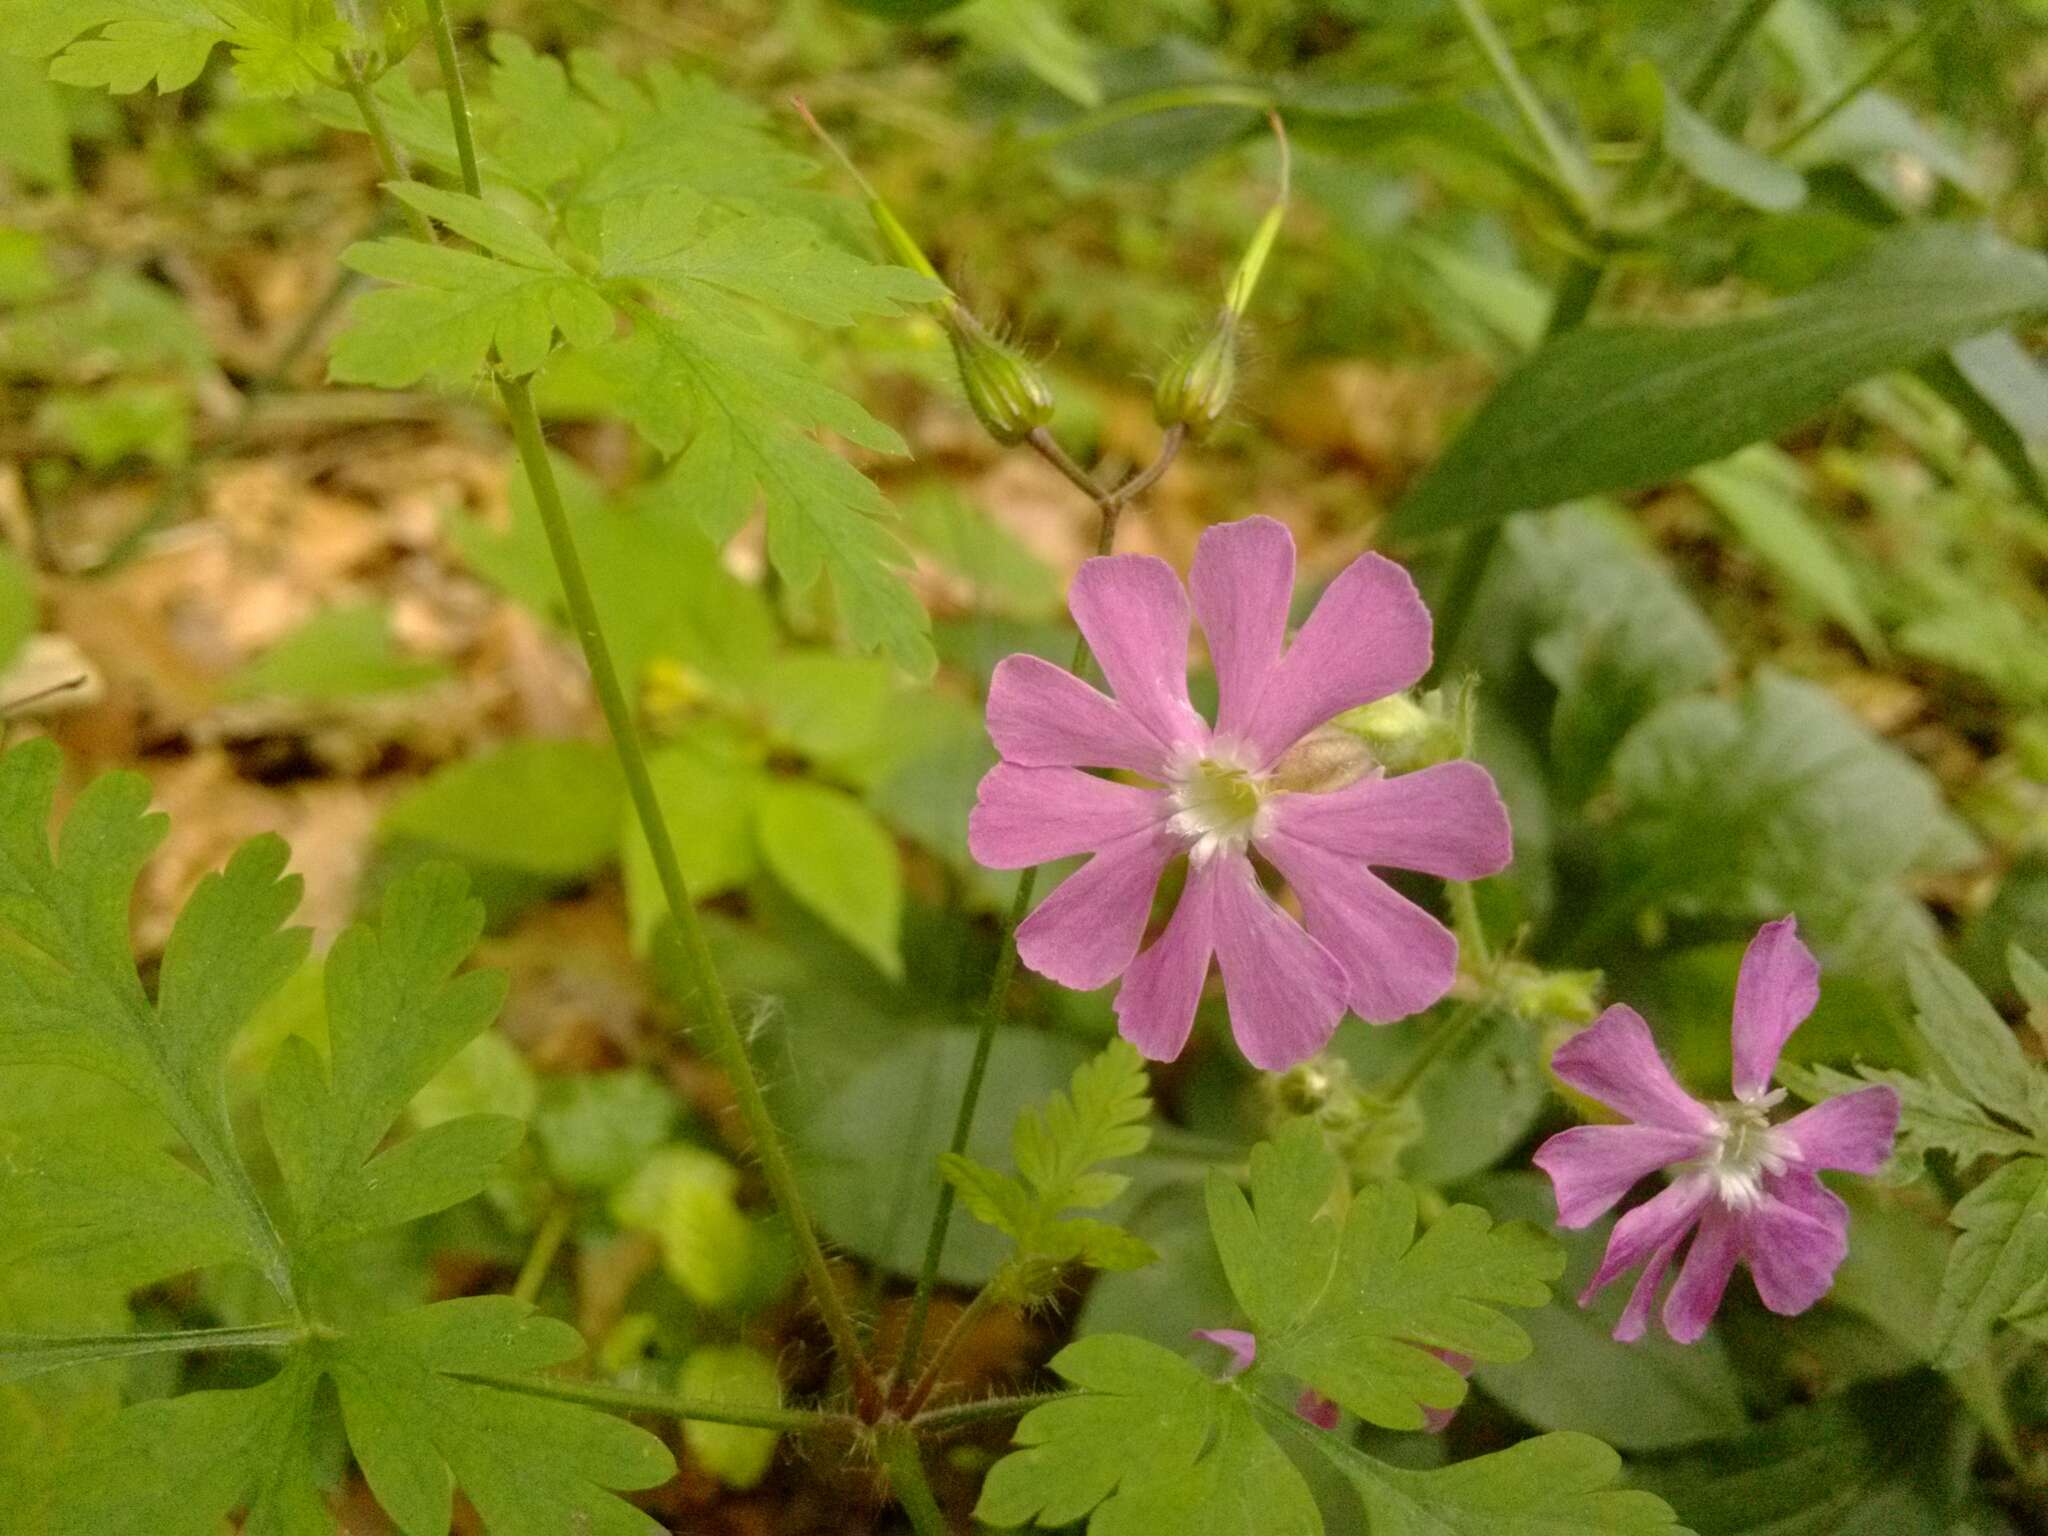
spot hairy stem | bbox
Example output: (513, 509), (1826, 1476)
(407, 4), (880, 1410)
(902, 1280), (1001, 1416)
(891, 428), (1173, 1390)
(499, 373), (878, 1408)
(461, 1372), (855, 1434)
(911, 1390), (1068, 1434)
(340, 61), (434, 242)
(0, 1323), (303, 1384)
(878, 1424), (952, 1536)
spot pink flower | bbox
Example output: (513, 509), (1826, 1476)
(1192, 1329), (1470, 1432)
(1533, 917), (1901, 1345)
(967, 517), (1512, 1071)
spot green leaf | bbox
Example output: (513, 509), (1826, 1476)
(608, 1145), (753, 1308)
(1600, 671), (1972, 951)
(758, 652), (894, 770)
(534, 1069), (675, 1190)
(1310, 1421), (1685, 1534)
(1206, 1121), (1561, 1430)
(0, 56), (73, 187)
(613, 306), (934, 674)
(227, 603), (450, 702)
(331, 233), (613, 384)
(975, 1335), (1321, 1536)
(262, 864), (518, 1255)
(940, 1039), (1157, 1299)
(11, 0), (356, 98)
(1919, 330), (2048, 513)
(1905, 949), (2042, 1133)
(899, 482), (1061, 619)
(1688, 447), (1879, 652)
(1931, 1154), (2048, 1368)
(2012, 944), (2048, 1052)
(599, 188), (939, 323)
(0, 1324), (292, 1387)
(754, 779), (903, 979)
(0, 743), (308, 1291)
(1396, 224), (2048, 536)
(384, 739), (625, 879)
(1629, 62), (1804, 212)
(676, 1345), (782, 1489)
(331, 1298), (673, 1535)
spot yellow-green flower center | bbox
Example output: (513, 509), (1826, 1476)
(1168, 756), (1268, 864)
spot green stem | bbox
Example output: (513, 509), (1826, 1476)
(499, 373), (878, 1408)
(1771, 0), (1973, 154)
(1446, 0), (1600, 216)
(512, 1199), (573, 1305)
(420, 0), (484, 196)
(412, 0), (879, 1412)
(878, 1424), (952, 1536)
(461, 1372), (854, 1433)
(891, 433), (1151, 1390)
(902, 1281), (1001, 1416)
(341, 61), (435, 242)
(1684, 0), (1784, 106)
(910, 1390), (1068, 1435)
(1375, 1002), (1488, 1104)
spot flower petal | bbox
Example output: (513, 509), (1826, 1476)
(1069, 554), (1204, 755)
(1014, 829), (1178, 992)
(1533, 1123), (1717, 1229)
(1295, 1390), (1341, 1431)
(1742, 1172), (1849, 1318)
(968, 763), (1168, 869)
(1776, 1085), (1900, 1175)
(1730, 915), (1821, 1102)
(987, 654), (1172, 776)
(1549, 1006), (1720, 1136)
(1192, 1328), (1257, 1378)
(1613, 1225), (1690, 1344)
(1115, 858), (1220, 1063)
(1662, 1203), (1744, 1343)
(1256, 830), (1459, 1023)
(1243, 552), (1432, 765)
(1581, 1174), (1713, 1304)
(1265, 760), (1513, 880)
(1209, 853), (1350, 1071)
(1189, 516), (1294, 743)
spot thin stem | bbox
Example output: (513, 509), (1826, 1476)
(512, 1199), (573, 1305)
(1771, 0), (1972, 154)
(420, 0), (484, 196)
(411, 0), (880, 1412)
(499, 374), (879, 1409)
(341, 61), (434, 242)
(460, 1371), (854, 1434)
(901, 1281), (1001, 1416)
(1375, 1002), (1488, 1104)
(911, 1390), (1068, 1434)
(1684, 0), (1783, 106)
(878, 1424), (952, 1536)
(1446, 0), (1600, 216)
(890, 432), (1163, 1389)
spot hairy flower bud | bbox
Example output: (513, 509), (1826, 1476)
(1269, 723), (1379, 795)
(1153, 315), (1239, 439)
(1333, 683), (1472, 774)
(945, 308), (1054, 446)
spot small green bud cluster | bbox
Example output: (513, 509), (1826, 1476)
(1261, 1053), (1424, 1184)
(1333, 680), (1475, 774)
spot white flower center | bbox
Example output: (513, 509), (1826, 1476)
(1689, 1092), (1792, 1211)
(1167, 746), (1271, 866)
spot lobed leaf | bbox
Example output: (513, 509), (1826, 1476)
(1207, 1120), (1561, 1430)
(1931, 1154), (2048, 1368)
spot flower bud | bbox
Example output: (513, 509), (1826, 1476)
(1269, 723), (1379, 795)
(945, 308), (1054, 446)
(1154, 314), (1239, 439)
(1333, 683), (1471, 774)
